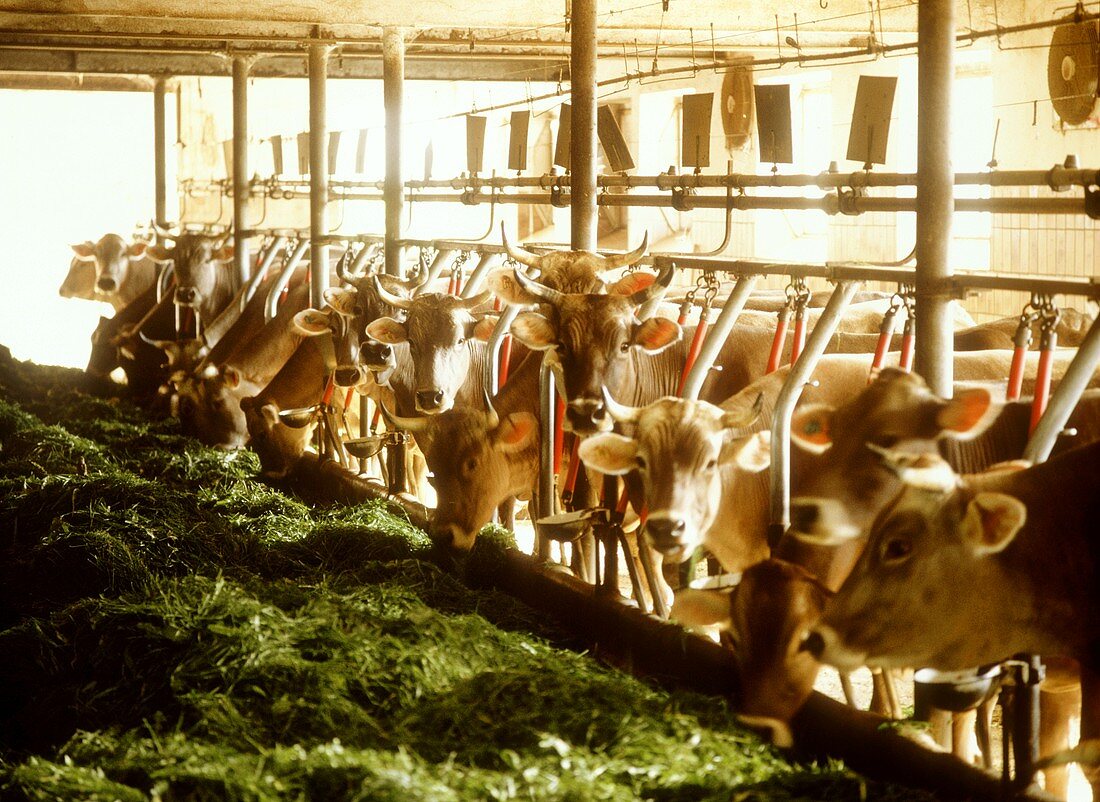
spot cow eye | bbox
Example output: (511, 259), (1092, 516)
(619, 342), (631, 353)
(705, 458), (718, 471)
(635, 455), (647, 470)
(463, 457), (478, 473)
(882, 537), (913, 564)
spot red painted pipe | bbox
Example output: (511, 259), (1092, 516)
(343, 387), (356, 410)
(677, 314), (711, 396)
(553, 398), (566, 475)
(371, 406), (382, 432)
(321, 375), (336, 406)
(789, 311), (807, 366)
(1006, 317), (1033, 402)
(498, 335), (513, 391)
(765, 306), (791, 374)
(562, 437), (582, 505)
(868, 308), (899, 384)
(1029, 330), (1058, 434)
(899, 317), (915, 373)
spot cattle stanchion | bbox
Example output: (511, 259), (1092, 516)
(1006, 300), (1038, 402)
(787, 278), (811, 367)
(447, 250), (470, 295)
(676, 276), (719, 396)
(868, 294), (902, 384)
(536, 359), (559, 561)
(460, 252), (501, 299)
(264, 237), (310, 322)
(241, 235), (287, 311)
(898, 287), (916, 373)
(1028, 301), (1060, 434)
(680, 274), (758, 400)
(765, 300), (791, 374)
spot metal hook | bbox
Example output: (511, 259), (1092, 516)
(696, 161), (736, 257)
(820, 0), (828, 7)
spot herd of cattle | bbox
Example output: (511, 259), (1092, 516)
(61, 226), (1100, 796)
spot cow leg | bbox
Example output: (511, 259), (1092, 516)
(496, 497), (516, 531)
(950, 709), (977, 765)
(1037, 684), (1079, 799)
(634, 534), (671, 618)
(1078, 665), (1100, 799)
(975, 698), (995, 770)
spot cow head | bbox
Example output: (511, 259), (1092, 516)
(673, 559), (833, 748)
(366, 282), (496, 414)
(240, 395), (313, 478)
(578, 392), (763, 563)
(385, 402), (538, 552)
(146, 232), (233, 321)
(503, 264), (679, 434)
(323, 273), (419, 386)
(732, 369), (1000, 545)
(497, 227), (650, 296)
(809, 454), (1026, 672)
(71, 233), (148, 297)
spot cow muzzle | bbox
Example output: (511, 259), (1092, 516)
(175, 286), (198, 306)
(565, 398), (610, 434)
(96, 277), (118, 293)
(335, 367), (363, 387)
(415, 390), (448, 414)
(360, 341), (394, 370)
(644, 517), (689, 560)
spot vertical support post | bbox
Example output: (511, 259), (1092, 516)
(153, 76), (169, 232)
(914, 0), (955, 397)
(383, 28), (405, 277)
(231, 55), (252, 289)
(308, 43), (332, 311)
(569, 0), (598, 251)
(537, 360), (558, 561)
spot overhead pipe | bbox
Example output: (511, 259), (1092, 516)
(769, 280), (861, 545)
(308, 42), (332, 310)
(914, 0), (956, 398)
(680, 275), (759, 401)
(231, 54), (253, 290)
(383, 27), (405, 277)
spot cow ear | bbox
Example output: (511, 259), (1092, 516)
(510, 312), (556, 350)
(494, 411), (537, 453)
(366, 317), (408, 345)
(223, 366), (241, 389)
(725, 431), (771, 472)
(128, 241), (148, 258)
(260, 403), (280, 428)
(630, 317), (681, 353)
(962, 492), (1026, 555)
(608, 271), (655, 296)
(488, 268), (538, 305)
(214, 245), (235, 264)
(577, 433), (637, 475)
(146, 244), (174, 263)
(790, 404), (834, 454)
(323, 286), (359, 317)
(293, 309), (331, 337)
(471, 316), (498, 342)
(937, 387), (1000, 440)
(670, 588), (733, 629)
(71, 242), (96, 260)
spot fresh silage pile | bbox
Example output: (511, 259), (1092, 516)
(0, 348), (931, 801)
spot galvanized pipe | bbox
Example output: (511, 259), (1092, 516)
(383, 27), (405, 277)
(569, 0), (597, 251)
(264, 238), (309, 321)
(231, 55), (252, 290)
(425, 248), (458, 285)
(459, 252), (501, 299)
(241, 234), (286, 311)
(308, 43), (331, 312)
(769, 280), (860, 543)
(537, 358), (557, 561)
(485, 305), (520, 394)
(1024, 314), (1100, 463)
(680, 275), (759, 401)
(152, 76), (169, 231)
(914, 0), (955, 398)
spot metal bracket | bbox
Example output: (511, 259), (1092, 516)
(550, 177), (569, 208)
(836, 185), (866, 216)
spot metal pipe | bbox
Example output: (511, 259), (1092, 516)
(231, 54), (252, 290)
(1024, 314), (1100, 463)
(264, 238), (309, 321)
(769, 280), (860, 543)
(537, 358), (557, 561)
(680, 275), (759, 401)
(569, 0), (597, 251)
(459, 252), (501, 299)
(425, 248), (458, 285)
(308, 43), (331, 311)
(241, 235), (286, 310)
(383, 27), (405, 277)
(486, 305), (520, 394)
(914, 0), (955, 398)
(153, 76), (169, 231)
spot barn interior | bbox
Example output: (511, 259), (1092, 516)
(0, 0), (1099, 799)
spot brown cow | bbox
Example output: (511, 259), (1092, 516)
(70, 233), (159, 311)
(146, 232), (235, 331)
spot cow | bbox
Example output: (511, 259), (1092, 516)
(69, 233), (159, 311)
(59, 258), (98, 303)
(805, 442), (1100, 795)
(145, 232), (235, 332)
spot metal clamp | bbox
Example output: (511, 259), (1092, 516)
(549, 176), (569, 208)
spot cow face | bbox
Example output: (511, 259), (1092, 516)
(412, 407), (537, 552)
(366, 292), (495, 414)
(764, 369), (999, 544)
(71, 233), (148, 297)
(579, 396), (762, 563)
(146, 233), (233, 320)
(176, 366), (255, 449)
(240, 396), (313, 478)
(810, 469), (1026, 673)
(673, 559), (832, 748)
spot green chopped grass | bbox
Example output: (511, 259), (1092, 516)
(0, 348), (933, 801)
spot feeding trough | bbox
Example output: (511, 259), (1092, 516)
(535, 508), (605, 542)
(277, 405), (318, 428)
(914, 665), (1003, 714)
(343, 434), (386, 459)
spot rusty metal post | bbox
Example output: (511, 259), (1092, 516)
(570, 0), (598, 251)
(231, 55), (253, 289)
(153, 76), (169, 232)
(914, 0), (955, 397)
(383, 28), (405, 277)
(308, 42), (332, 310)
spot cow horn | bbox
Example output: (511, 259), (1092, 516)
(628, 263), (675, 307)
(152, 221), (178, 240)
(512, 264), (565, 305)
(720, 393), (764, 430)
(138, 330), (173, 351)
(501, 223), (542, 268)
(372, 275), (414, 311)
(866, 443), (957, 492)
(601, 386), (641, 423)
(483, 389), (501, 430)
(461, 290), (493, 310)
(380, 401), (431, 433)
(596, 231), (649, 271)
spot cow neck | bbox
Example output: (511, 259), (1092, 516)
(223, 282), (311, 385)
(706, 461), (772, 573)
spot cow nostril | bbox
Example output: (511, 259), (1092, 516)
(790, 503), (820, 532)
(800, 631), (825, 658)
(380, 344), (392, 359)
(97, 278), (117, 292)
(592, 404), (608, 421)
(433, 391), (444, 405)
(335, 368), (362, 387)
